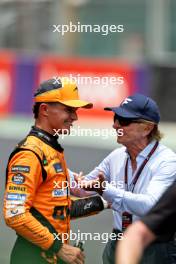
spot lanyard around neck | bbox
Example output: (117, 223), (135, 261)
(125, 141), (159, 192)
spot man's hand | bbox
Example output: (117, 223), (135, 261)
(73, 171), (84, 183)
(57, 244), (85, 264)
(75, 171), (106, 195)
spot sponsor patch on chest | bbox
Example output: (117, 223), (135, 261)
(52, 189), (67, 197)
(53, 163), (63, 173)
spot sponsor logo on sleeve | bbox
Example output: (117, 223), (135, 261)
(53, 163), (63, 173)
(6, 200), (24, 206)
(12, 174), (25, 184)
(83, 201), (93, 210)
(8, 185), (27, 193)
(11, 165), (30, 173)
(6, 200), (25, 208)
(6, 193), (27, 201)
(6, 205), (25, 218)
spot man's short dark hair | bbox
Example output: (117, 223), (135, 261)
(33, 102), (42, 119)
(32, 102), (60, 119)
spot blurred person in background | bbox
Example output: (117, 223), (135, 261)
(3, 78), (109, 264)
(74, 93), (176, 264)
(116, 181), (176, 264)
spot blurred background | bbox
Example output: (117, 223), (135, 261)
(1, 0), (176, 263)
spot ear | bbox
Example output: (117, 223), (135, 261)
(144, 123), (154, 136)
(39, 103), (48, 117)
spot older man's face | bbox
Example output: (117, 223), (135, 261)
(113, 117), (153, 145)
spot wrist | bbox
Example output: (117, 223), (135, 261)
(48, 235), (63, 255)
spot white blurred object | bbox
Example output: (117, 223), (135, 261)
(65, 0), (90, 6)
(0, 71), (11, 108)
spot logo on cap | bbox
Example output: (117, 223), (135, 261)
(121, 98), (133, 105)
(73, 87), (78, 92)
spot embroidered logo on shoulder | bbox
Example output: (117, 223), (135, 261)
(12, 174), (25, 184)
(53, 163), (63, 173)
(11, 165), (30, 173)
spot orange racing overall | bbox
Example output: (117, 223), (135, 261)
(4, 126), (71, 264)
(4, 126), (106, 264)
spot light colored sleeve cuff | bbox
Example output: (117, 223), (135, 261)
(102, 183), (125, 207)
(100, 197), (109, 209)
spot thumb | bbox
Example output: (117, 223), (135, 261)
(98, 171), (105, 182)
(75, 171), (84, 183)
(73, 172), (79, 183)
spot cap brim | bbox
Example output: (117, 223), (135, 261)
(61, 100), (93, 109)
(104, 106), (139, 119)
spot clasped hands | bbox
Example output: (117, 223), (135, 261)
(73, 171), (107, 196)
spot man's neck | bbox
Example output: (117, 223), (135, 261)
(126, 139), (149, 162)
(34, 121), (54, 136)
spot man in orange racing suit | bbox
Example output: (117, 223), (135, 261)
(3, 78), (108, 264)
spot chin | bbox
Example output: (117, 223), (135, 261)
(63, 126), (71, 134)
(117, 136), (125, 144)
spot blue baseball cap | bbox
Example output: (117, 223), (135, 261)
(104, 93), (160, 123)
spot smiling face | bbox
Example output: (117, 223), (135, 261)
(112, 116), (154, 146)
(37, 102), (78, 135)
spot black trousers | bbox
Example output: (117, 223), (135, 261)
(10, 236), (66, 264)
(103, 231), (176, 264)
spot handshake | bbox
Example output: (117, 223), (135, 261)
(73, 170), (108, 196)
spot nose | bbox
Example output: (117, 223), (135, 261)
(113, 119), (120, 129)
